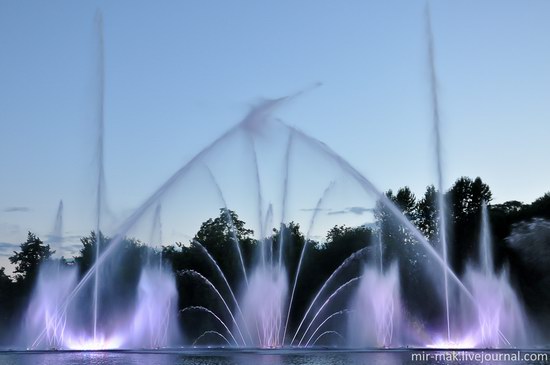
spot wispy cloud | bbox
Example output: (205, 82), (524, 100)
(0, 242), (19, 257)
(3, 206), (30, 213)
(44, 233), (83, 244)
(328, 206), (373, 216)
(300, 208), (329, 212)
(328, 210), (348, 215)
(347, 206), (373, 215)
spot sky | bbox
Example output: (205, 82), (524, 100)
(0, 0), (549, 269)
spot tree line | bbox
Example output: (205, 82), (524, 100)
(0, 176), (549, 345)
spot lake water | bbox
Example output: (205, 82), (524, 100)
(0, 349), (548, 365)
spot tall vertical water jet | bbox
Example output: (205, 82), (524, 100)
(480, 202), (493, 274)
(151, 204), (163, 269)
(426, 5), (451, 342)
(263, 204), (274, 265)
(52, 200), (64, 247)
(250, 138), (266, 266)
(458, 203), (528, 347)
(377, 230), (383, 274)
(278, 131), (293, 269)
(93, 10), (106, 343)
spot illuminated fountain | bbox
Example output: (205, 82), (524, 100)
(457, 203), (528, 348)
(21, 95), (533, 350)
(23, 262), (78, 349)
(239, 266), (288, 347)
(347, 264), (402, 348)
(18, 8), (536, 351)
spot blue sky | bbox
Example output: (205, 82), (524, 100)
(1, 1), (549, 267)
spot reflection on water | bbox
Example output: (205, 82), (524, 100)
(0, 350), (548, 365)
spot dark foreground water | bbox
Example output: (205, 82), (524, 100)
(0, 349), (549, 365)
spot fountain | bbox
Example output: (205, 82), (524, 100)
(457, 203), (528, 348)
(238, 266), (288, 348)
(127, 265), (180, 349)
(347, 263), (402, 348)
(23, 261), (78, 350)
(13, 7), (541, 352)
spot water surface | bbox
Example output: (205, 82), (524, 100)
(0, 349), (549, 365)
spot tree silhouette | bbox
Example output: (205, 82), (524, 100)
(74, 230), (108, 275)
(448, 177), (492, 274)
(0, 267), (16, 335)
(192, 208), (256, 286)
(2, 178), (550, 345)
(9, 232), (54, 284)
(417, 185), (439, 241)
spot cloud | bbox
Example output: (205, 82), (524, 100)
(301, 206), (373, 216)
(3, 206), (30, 213)
(0, 242), (19, 257)
(44, 233), (83, 244)
(327, 210), (347, 215)
(300, 208), (329, 212)
(347, 206), (373, 215)
(328, 206), (373, 216)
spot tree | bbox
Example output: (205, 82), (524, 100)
(448, 177), (492, 226)
(271, 221), (305, 277)
(375, 187), (418, 263)
(0, 267), (11, 286)
(194, 208), (254, 249)
(169, 209), (258, 341)
(395, 187), (417, 222)
(191, 208), (256, 288)
(447, 177), (492, 273)
(527, 192), (550, 219)
(417, 185), (439, 241)
(376, 187), (438, 325)
(0, 267), (16, 334)
(492, 200), (524, 215)
(323, 225), (371, 254)
(374, 189), (397, 249)
(74, 230), (108, 275)
(9, 232), (54, 283)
